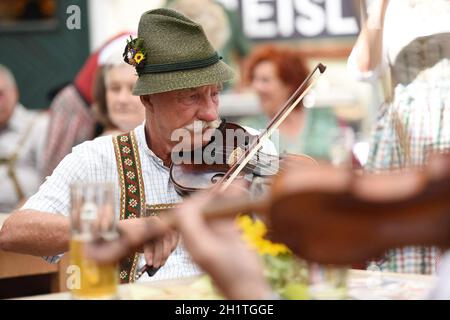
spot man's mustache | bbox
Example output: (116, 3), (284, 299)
(182, 119), (221, 133)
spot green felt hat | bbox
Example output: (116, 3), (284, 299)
(129, 8), (235, 96)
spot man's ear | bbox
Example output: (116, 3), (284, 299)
(140, 95), (154, 112)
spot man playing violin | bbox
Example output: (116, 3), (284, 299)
(0, 8), (253, 282)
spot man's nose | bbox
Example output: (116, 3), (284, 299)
(197, 96), (218, 122)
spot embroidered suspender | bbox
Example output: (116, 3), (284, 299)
(113, 131), (181, 282)
(113, 132), (146, 283)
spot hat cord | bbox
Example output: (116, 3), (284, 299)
(137, 52), (221, 75)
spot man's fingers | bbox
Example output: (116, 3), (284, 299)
(143, 243), (154, 267)
(152, 239), (164, 268)
(171, 231), (179, 252)
(86, 238), (130, 263)
(161, 232), (174, 265)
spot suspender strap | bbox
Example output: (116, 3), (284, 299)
(113, 132), (146, 283)
(1, 115), (40, 201)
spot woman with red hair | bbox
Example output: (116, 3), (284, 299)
(241, 45), (310, 153)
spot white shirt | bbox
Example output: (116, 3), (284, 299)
(22, 123), (205, 282)
(0, 104), (49, 213)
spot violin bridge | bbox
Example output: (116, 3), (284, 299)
(227, 147), (244, 167)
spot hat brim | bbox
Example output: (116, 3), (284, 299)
(132, 60), (235, 96)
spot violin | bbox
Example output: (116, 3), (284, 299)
(169, 63), (327, 196)
(170, 120), (317, 195)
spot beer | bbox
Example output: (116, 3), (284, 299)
(70, 182), (118, 299)
(70, 234), (118, 299)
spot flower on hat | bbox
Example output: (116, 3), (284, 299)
(134, 52), (145, 65)
(123, 36), (147, 67)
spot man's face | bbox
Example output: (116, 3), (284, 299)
(0, 73), (18, 128)
(142, 84), (221, 148)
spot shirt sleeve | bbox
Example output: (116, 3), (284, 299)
(347, 0), (390, 82)
(21, 144), (90, 264)
(21, 145), (89, 216)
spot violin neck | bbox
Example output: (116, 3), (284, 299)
(201, 195), (268, 220)
(157, 195), (268, 228)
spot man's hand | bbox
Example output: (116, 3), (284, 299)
(87, 216), (170, 264)
(176, 191), (272, 300)
(142, 228), (179, 269)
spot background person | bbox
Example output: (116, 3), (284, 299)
(240, 44), (310, 154)
(0, 65), (48, 213)
(347, 0), (450, 274)
(93, 34), (145, 136)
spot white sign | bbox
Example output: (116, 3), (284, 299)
(239, 0), (359, 40)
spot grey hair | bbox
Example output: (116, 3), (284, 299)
(0, 64), (17, 88)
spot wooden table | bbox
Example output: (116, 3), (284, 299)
(17, 269), (437, 300)
(1, 213), (437, 300)
(0, 213), (69, 297)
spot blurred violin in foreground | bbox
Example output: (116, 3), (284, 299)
(89, 153), (450, 266)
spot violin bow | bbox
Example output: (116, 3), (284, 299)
(214, 63), (327, 192)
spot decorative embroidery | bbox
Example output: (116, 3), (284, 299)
(113, 131), (145, 283)
(128, 185), (137, 194)
(122, 146), (131, 154)
(119, 270), (128, 280)
(129, 199), (138, 208)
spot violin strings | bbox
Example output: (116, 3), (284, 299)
(184, 150), (280, 167)
(205, 146), (280, 162)
(198, 144), (305, 175)
(185, 145), (315, 176)
(181, 142), (312, 176)
(185, 149), (287, 175)
(205, 150), (280, 168)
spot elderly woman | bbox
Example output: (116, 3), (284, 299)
(93, 35), (145, 136)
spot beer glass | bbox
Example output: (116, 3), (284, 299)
(308, 263), (348, 300)
(69, 182), (118, 299)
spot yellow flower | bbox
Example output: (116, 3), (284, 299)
(134, 52), (145, 64)
(236, 215), (291, 256)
